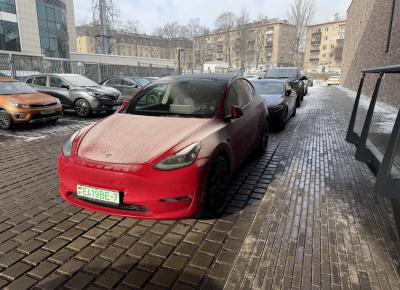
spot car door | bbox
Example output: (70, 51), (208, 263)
(48, 76), (72, 108)
(104, 78), (122, 95)
(121, 78), (140, 100)
(224, 79), (255, 166)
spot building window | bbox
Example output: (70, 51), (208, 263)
(36, 0), (69, 58)
(0, 20), (20, 51)
(0, 0), (16, 14)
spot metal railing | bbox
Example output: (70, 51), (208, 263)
(346, 64), (400, 238)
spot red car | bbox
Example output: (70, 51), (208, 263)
(58, 75), (269, 219)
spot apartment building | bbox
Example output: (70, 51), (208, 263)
(0, 0), (76, 58)
(304, 15), (346, 73)
(76, 25), (193, 68)
(193, 19), (295, 70)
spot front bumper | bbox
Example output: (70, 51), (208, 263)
(58, 154), (209, 219)
(91, 97), (124, 113)
(11, 107), (63, 124)
(268, 105), (285, 123)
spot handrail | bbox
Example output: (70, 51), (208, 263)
(346, 63), (400, 240)
(362, 64), (400, 74)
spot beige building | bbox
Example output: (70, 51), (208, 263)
(341, 0), (400, 107)
(76, 25), (193, 70)
(193, 19), (295, 71)
(304, 15), (346, 73)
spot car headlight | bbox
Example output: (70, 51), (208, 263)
(154, 142), (201, 171)
(9, 101), (30, 109)
(62, 131), (79, 157)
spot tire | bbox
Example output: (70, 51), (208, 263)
(256, 120), (269, 153)
(203, 155), (230, 218)
(292, 107), (297, 117)
(0, 110), (12, 130)
(296, 96), (301, 108)
(74, 99), (92, 117)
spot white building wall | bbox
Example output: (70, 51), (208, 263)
(65, 0), (76, 53)
(15, 0), (42, 54)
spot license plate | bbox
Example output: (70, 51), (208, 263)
(113, 105), (121, 111)
(77, 185), (120, 205)
(41, 110), (55, 115)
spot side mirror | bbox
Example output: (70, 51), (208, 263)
(230, 105), (243, 119)
(257, 76), (262, 79)
(286, 89), (292, 96)
(61, 84), (70, 89)
(300, 76), (307, 81)
(119, 100), (129, 112)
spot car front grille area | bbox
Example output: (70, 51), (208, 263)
(30, 102), (58, 108)
(71, 192), (149, 212)
(31, 111), (62, 120)
(98, 94), (119, 101)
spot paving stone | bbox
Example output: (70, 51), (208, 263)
(122, 268), (152, 288)
(114, 234), (137, 249)
(164, 254), (188, 271)
(66, 237), (92, 252)
(35, 273), (67, 289)
(84, 258), (111, 276)
(56, 259), (85, 276)
(23, 249), (51, 266)
(3, 275), (36, 290)
(64, 272), (94, 290)
(150, 243), (173, 259)
(75, 246), (101, 262)
(82, 227), (106, 240)
(179, 266), (205, 286)
(161, 233), (183, 246)
(100, 245), (125, 262)
(95, 269), (124, 289)
(111, 254), (138, 273)
(27, 261), (59, 279)
(126, 243), (151, 259)
(0, 240), (19, 255)
(48, 248), (75, 265)
(17, 239), (44, 255)
(138, 255), (164, 272)
(0, 251), (24, 267)
(151, 268), (178, 287)
(174, 242), (198, 257)
(189, 253), (214, 270)
(0, 262), (32, 281)
(43, 238), (69, 253)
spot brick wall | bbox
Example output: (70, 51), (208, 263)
(341, 0), (400, 107)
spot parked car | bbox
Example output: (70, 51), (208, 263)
(100, 76), (151, 100)
(263, 67), (306, 107)
(144, 77), (160, 83)
(245, 74), (260, 80)
(25, 74), (123, 117)
(327, 75), (341, 86)
(302, 75), (313, 94)
(251, 79), (297, 130)
(0, 78), (62, 129)
(58, 75), (269, 219)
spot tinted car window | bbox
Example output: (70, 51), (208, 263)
(33, 76), (47, 86)
(122, 79), (136, 87)
(127, 80), (226, 118)
(266, 68), (299, 78)
(106, 78), (121, 86)
(131, 78), (150, 87)
(49, 77), (64, 88)
(61, 75), (98, 87)
(225, 80), (252, 115)
(252, 82), (284, 95)
(26, 77), (33, 84)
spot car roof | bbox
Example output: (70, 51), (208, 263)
(26, 73), (82, 78)
(153, 74), (238, 84)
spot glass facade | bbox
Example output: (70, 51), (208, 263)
(0, 0), (16, 14)
(36, 0), (69, 58)
(0, 0), (20, 52)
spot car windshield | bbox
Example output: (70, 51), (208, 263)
(0, 81), (36, 95)
(131, 77), (150, 87)
(126, 80), (226, 118)
(252, 82), (283, 95)
(61, 75), (99, 87)
(266, 68), (298, 78)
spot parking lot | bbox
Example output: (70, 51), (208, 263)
(0, 85), (400, 290)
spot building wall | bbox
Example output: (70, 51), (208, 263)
(193, 20), (295, 70)
(65, 0), (76, 53)
(341, 0), (400, 106)
(304, 19), (346, 73)
(15, 0), (41, 54)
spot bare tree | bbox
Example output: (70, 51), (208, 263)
(215, 12), (236, 68)
(237, 8), (250, 70)
(288, 0), (315, 66)
(255, 22), (267, 68)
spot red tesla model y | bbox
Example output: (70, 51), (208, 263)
(58, 75), (269, 219)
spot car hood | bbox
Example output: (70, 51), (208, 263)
(6, 92), (57, 105)
(261, 94), (284, 107)
(78, 113), (211, 164)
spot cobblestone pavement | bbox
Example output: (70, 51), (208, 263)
(0, 106), (285, 289)
(225, 86), (400, 289)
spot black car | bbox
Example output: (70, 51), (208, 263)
(251, 79), (297, 130)
(25, 74), (123, 117)
(100, 76), (150, 100)
(263, 67), (307, 107)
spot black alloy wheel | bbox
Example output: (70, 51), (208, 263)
(203, 156), (230, 217)
(74, 99), (92, 117)
(0, 110), (12, 130)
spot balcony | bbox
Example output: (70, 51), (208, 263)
(309, 58), (319, 62)
(310, 49), (320, 53)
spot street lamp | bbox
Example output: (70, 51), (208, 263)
(177, 48), (184, 75)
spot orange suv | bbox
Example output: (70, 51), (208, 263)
(0, 78), (63, 130)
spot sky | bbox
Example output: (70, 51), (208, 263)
(74, 0), (352, 34)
